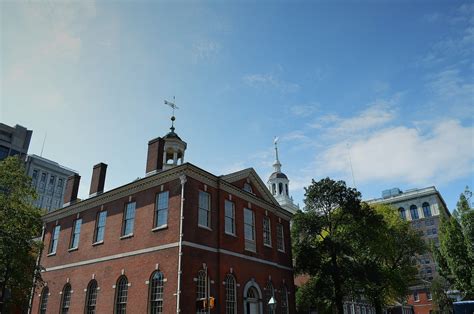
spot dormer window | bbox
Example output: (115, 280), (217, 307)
(243, 183), (253, 193)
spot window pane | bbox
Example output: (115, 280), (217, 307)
(198, 191), (210, 227)
(225, 200), (234, 234)
(95, 211), (107, 242)
(50, 225), (60, 253)
(155, 192), (169, 227)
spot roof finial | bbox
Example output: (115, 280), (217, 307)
(273, 136), (282, 173)
(274, 136), (280, 163)
(164, 96), (179, 132)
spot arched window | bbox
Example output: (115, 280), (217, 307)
(278, 183), (283, 195)
(271, 184), (276, 195)
(285, 184), (289, 196)
(225, 274), (236, 314)
(85, 280), (98, 314)
(399, 207), (406, 220)
(149, 271), (164, 314)
(280, 285), (289, 314)
(115, 276), (128, 314)
(196, 269), (207, 314)
(265, 281), (275, 314)
(39, 286), (49, 314)
(422, 202), (432, 217)
(243, 183), (253, 193)
(60, 283), (72, 314)
(410, 205), (419, 220)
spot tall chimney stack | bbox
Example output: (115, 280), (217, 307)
(63, 174), (81, 206)
(146, 137), (165, 175)
(89, 163), (107, 197)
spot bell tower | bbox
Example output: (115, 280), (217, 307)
(267, 138), (299, 214)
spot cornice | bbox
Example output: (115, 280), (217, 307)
(42, 162), (293, 223)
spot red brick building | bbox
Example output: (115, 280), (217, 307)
(30, 122), (295, 314)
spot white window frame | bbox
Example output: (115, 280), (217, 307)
(69, 218), (82, 249)
(263, 216), (272, 247)
(154, 191), (169, 229)
(224, 200), (235, 236)
(198, 191), (211, 229)
(49, 225), (60, 254)
(277, 223), (285, 252)
(244, 208), (256, 252)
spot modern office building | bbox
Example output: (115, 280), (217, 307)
(31, 117), (295, 314)
(0, 123), (32, 161)
(25, 154), (78, 212)
(367, 187), (451, 314)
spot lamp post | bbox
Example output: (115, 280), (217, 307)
(268, 296), (277, 313)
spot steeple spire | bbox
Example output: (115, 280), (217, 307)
(273, 137), (282, 173)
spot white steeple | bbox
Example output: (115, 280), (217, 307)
(267, 137), (299, 214)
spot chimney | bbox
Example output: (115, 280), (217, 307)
(146, 137), (165, 175)
(89, 163), (107, 197)
(63, 174), (81, 206)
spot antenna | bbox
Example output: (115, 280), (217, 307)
(347, 142), (356, 188)
(40, 132), (47, 157)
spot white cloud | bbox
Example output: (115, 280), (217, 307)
(243, 73), (300, 93)
(290, 103), (319, 117)
(317, 120), (474, 185)
(309, 96), (399, 138)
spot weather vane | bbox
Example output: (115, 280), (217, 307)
(164, 96), (179, 116)
(164, 97), (179, 132)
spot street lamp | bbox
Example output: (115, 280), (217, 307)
(268, 296), (277, 312)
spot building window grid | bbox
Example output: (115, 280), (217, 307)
(224, 200), (235, 235)
(95, 211), (107, 243)
(149, 271), (164, 314)
(422, 202), (432, 217)
(49, 225), (60, 254)
(39, 287), (49, 314)
(155, 191), (169, 228)
(196, 270), (207, 314)
(85, 280), (98, 314)
(70, 218), (82, 249)
(265, 281), (275, 314)
(277, 223), (285, 252)
(244, 208), (256, 251)
(225, 274), (237, 314)
(263, 217), (272, 246)
(115, 276), (128, 314)
(122, 202), (136, 236)
(61, 284), (72, 314)
(198, 191), (211, 228)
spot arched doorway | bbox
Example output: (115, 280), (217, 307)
(243, 280), (263, 314)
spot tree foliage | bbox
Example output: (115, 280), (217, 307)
(354, 204), (426, 313)
(0, 157), (43, 312)
(432, 187), (474, 300)
(292, 178), (425, 314)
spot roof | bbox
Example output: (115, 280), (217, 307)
(163, 131), (182, 140)
(269, 172), (288, 180)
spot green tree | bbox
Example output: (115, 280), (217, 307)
(354, 204), (426, 314)
(292, 178), (370, 314)
(432, 187), (474, 300)
(430, 276), (452, 314)
(0, 157), (43, 313)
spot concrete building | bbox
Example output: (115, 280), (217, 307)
(31, 117), (295, 314)
(267, 139), (299, 215)
(367, 186), (451, 314)
(0, 123), (32, 161)
(25, 154), (78, 212)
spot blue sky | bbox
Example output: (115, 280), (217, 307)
(1, 1), (473, 211)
